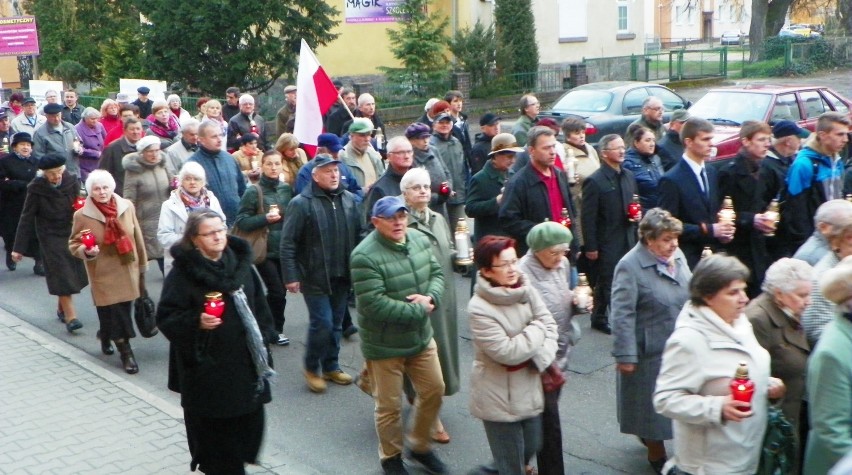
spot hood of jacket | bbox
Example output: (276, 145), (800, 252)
(122, 151), (166, 173)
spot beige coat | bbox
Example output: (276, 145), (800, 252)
(467, 273), (558, 423)
(122, 152), (172, 259)
(69, 196), (147, 307)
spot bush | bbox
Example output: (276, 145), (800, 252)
(449, 21), (496, 88)
(53, 60), (89, 88)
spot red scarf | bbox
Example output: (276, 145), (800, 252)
(92, 197), (135, 262)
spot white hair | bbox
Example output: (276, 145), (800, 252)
(81, 107), (100, 119)
(386, 136), (411, 153)
(85, 169), (116, 195)
(358, 93), (375, 107)
(400, 167), (431, 191)
(762, 258), (814, 294)
(180, 118), (200, 132)
(178, 161), (206, 184)
(167, 94), (181, 105)
(239, 94), (255, 105)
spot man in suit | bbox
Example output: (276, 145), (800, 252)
(582, 134), (639, 334)
(658, 117), (735, 268)
(499, 126), (578, 257)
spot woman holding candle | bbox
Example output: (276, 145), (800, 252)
(234, 150), (293, 346)
(158, 162), (224, 275)
(611, 208), (691, 474)
(123, 135), (172, 275)
(468, 235), (558, 475)
(157, 210), (276, 475)
(69, 170), (147, 373)
(231, 133), (262, 182)
(400, 167), (458, 443)
(519, 221), (592, 475)
(274, 133), (307, 188)
(12, 155), (88, 332)
(654, 254), (785, 475)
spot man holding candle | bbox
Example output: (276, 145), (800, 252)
(658, 117), (735, 269)
(280, 155), (362, 393)
(581, 134), (639, 334)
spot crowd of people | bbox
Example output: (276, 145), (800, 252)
(1, 80), (852, 475)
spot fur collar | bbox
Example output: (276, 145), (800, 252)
(170, 236), (253, 293)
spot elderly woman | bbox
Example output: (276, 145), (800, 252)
(400, 167), (458, 443)
(745, 257), (812, 471)
(201, 99), (228, 151)
(611, 208), (691, 473)
(12, 155), (88, 331)
(69, 170), (147, 373)
(158, 161), (223, 275)
(804, 255), (852, 474)
(99, 99), (122, 134)
(235, 150), (293, 346)
(157, 210), (276, 475)
(654, 254), (785, 475)
(406, 123), (451, 218)
(468, 235), (558, 475)
(232, 133), (262, 182)
(147, 100), (180, 147)
(167, 94), (192, 124)
(76, 107), (107, 182)
(0, 132), (39, 271)
(123, 135), (172, 275)
(519, 221), (590, 475)
(275, 133), (308, 188)
(623, 125), (665, 211)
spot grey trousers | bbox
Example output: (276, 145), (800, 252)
(482, 415), (543, 475)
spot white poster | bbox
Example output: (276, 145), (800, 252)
(28, 79), (63, 103)
(119, 78), (167, 102)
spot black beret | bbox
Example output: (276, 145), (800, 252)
(43, 103), (62, 115)
(38, 155), (66, 170)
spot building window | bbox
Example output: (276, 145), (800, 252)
(558, 0), (588, 42)
(617, 0), (628, 32)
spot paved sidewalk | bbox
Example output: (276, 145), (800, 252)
(0, 309), (276, 475)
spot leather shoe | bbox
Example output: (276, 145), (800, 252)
(591, 321), (612, 334)
(65, 319), (83, 333)
(323, 369), (353, 385)
(304, 370), (327, 393)
(33, 260), (45, 276)
(6, 252), (16, 271)
(649, 457), (667, 475)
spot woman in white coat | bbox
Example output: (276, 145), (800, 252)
(654, 254), (786, 475)
(157, 161), (223, 275)
(468, 235), (558, 475)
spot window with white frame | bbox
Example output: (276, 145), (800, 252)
(557, 0), (588, 41)
(617, 0), (628, 32)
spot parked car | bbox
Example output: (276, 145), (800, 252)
(688, 85), (852, 162)
(720, 31), (745, 46)
(538, 81), (691, 146)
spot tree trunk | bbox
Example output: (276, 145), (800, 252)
(839, 0), (852, 36)
(749, 0), (768, 62)
(766, 0), (795, 36)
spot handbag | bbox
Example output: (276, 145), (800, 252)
(756, 405), (796, 475)
(134, 276), (159, 338)
(229, 183), (269, 265)
(541, 362), (566, 393)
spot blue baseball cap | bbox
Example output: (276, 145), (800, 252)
(772, 120), (810, 139)
(317, 133), (343, 153)
(372, 196), (409, 218)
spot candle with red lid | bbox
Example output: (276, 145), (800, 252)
(249, 120), (258, 134)
(204, 292), (225, 319)
(439, 181), (451, 196)
(80, 229), (96, 250)
(730, 361), (755, 403)
(627, 194), (642, 222)
(559, 208), (571, 229)
(72, 195), (86, 211)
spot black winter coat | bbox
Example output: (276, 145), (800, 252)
(717, 150), (770, 294)
(465, 160), (512, 243)
(280, 182), (362, 295)
(499, 164), (578, 256)
(14, 172), (88, 295)
(227, 113), (268, 151)
(581, 164), (638, 268)
(656, 128), (684, 171)
(469, 132), (494, 175)
(0, 152), (38, 244)
(364, 167), (404, 221)
(157, 237), (275, 418)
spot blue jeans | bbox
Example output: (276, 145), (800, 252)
(482, 415), (542, 475)
(303, 280), (349, 373)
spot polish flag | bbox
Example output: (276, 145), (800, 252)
(294, 39), (338, 157)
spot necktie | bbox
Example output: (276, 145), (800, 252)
(700, 167), (709, 197)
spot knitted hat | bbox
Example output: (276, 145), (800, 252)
(136, 135), (161, 151)
(526, 221), (573, 252)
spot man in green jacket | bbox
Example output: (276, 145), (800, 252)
(350, 196), (447, 475)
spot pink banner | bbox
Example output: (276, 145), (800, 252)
(0, 16), (39, 57)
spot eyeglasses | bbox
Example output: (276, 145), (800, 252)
(604, 146), (626, 151)
(491, 259), (519, 268)
(197, 228), (227, 238)
(389, 150), (414, 155)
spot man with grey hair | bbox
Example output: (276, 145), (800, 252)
(512, 94), (540, 147)
(629, 96), (665, 141)
(226, 94), (267, 151)
(188, 121), (245, 225)
(500, 125), (578, 256)
(343, 93), (385, 137)
(164, 118), (200, 175)
(11, 97), (46, 135)
(325, 87), (356, 137)
(793, 199), (852, 265)
(364, 136), (414, 218)
(37, 89), (59, 115)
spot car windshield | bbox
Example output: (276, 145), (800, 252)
(551, 90), (613, 112)
(689, 91), (773, 124)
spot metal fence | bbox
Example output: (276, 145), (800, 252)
(582, 48), (731, 83)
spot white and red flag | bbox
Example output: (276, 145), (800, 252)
(293, 39), (338, 157)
